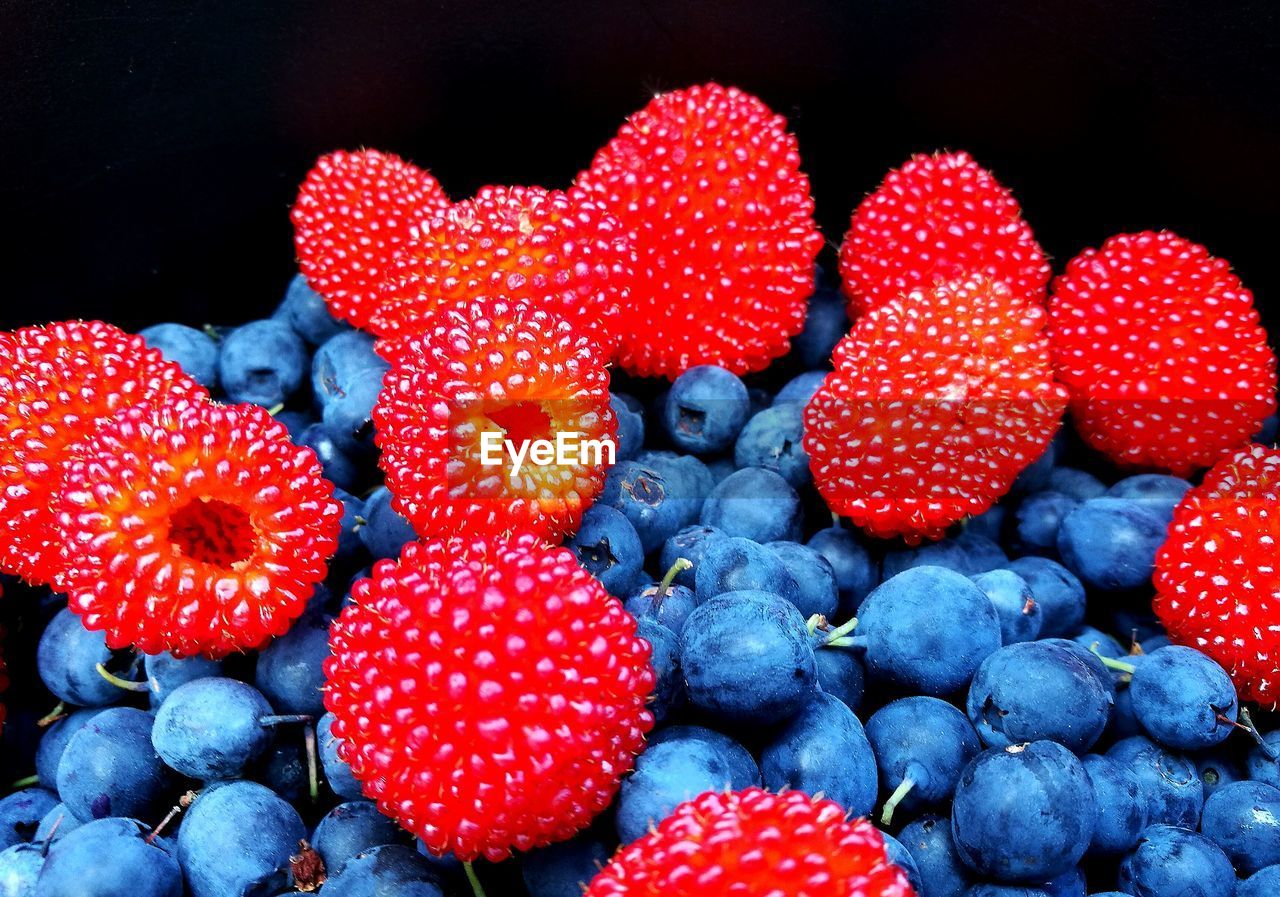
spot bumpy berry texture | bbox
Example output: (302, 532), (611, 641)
(838, 151), (1049, 318)
(374, 298), (616, 541)
(291, 149), (450, 329)
(583, 787), (915, 897)
(1154, 444), (1280, 706)
(323, 533), (655, 861)
(804, 277), (1066, 543)
(576, 82), (823, 378)
(370, 184), (632, 353)
(1048, 230), (1276, 475)
(0, 320), (208, 585)
(55, 401), (341, 658)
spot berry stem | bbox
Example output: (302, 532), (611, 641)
(1239, 708), (1276, 759)
(40, 814), (63, 856)
(148, 790), (198, 844)
(267, 403), (286, 416)
(1089, 645), (1137, 676)
(805, 614), (827, 636)
(36, 702), (67, 728)
(820, 616), (859, 647)
(464, 861), (488, 897)
(260, 714), (314, 727)
(304, 722), (320, 803)
(95, 662), (149, 693)
(10, 775), (38, 790)
(880, 776), (916, 827)
(655, 558), (692, 605)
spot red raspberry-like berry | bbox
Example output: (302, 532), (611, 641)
(1154, 444), (1280, 706)
(369, 184), (631, 353)
(838, 151), (1049, 318)
(0, 320), (207, 585)
(292, 149), (450, 329)
(1048, 230), (1276, 476)
(55, 401), (341, 658)
(576, 82), (823, 378)
(583, 787), (915, 897)
(804, 277), (1066, 543)
(323, 532), (655, 861)
(374, 298), (616, 541)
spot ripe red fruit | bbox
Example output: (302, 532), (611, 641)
(1155, 444), (1280, 706)
(0, 320), (207, 585)
(583, 787), (915, 897)
(374, 297), (616, 541)
(576, 82), (823, 378)
(804, 277), (1066, 543)
(324, 532), (655, 861)
(838, 151), (1049, 318)
(1048, 230), (1276, 476)
(55, 401), (341, 658)
(292, 149), (450, 329)
(370, 184), (632, 353)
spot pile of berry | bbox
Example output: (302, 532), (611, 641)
(0, 82), (1278, 897)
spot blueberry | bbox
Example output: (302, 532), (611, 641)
(35, 710), (104, 789)
(700, 467), (801, 544)
(663, 365), (750, 454)
(255, 611), (332, 716)
(275, 273), (348, 345)
(297, 423), (362, 492)
(0, 790), (57, 850)
(152, 678), (275, 780)
(36, 609), (129, 707)
(734, 404), (810, 487)
(1081, 754), (1149, 855)
(854, 567), (1002, 696)
(694, 537), (798, 604)
(636, 618), (684, 723)
(1246, 731), (1280, 789)
(806, 526), (877, 611)
(1014, 491), (1078, 555)
(1106, 474), (1191, 524)
(1047, 467), (1107, 501)
(965, 504), (1008, 542)
(865, 696), (980, 824)
(878, 831), (924, 894)
(766, 541), (838, 618)
(1106, 735), (1204, 829)
(38, 817), (182, 897)
(761, 692), (879, 817)
(311, 330), (387, 409)
(813, 646), (865, 712)
(1072, 625), (1127, 667)
(791, 282), (850, 367)
(1200, 780), (1280, 874)
(1129, 646), (1238, 750)
(1118, 824), (1235, 897)
(566, 505), (644, 597)
(0, 842), (43, 895)
(953, 531), (1009, 573)
(600, 459), (705, 554)
(898, 815), (972, 897)
(963, 886), (1051, 897)
(1006, 557), (1086, 638)
(318, 713), (365, 801)
(522, 830), (613, 897)
(610, 393), (645, 461)
(138, 323), (219, 389)
(144, 652), (224, 710)
(56, 707), (174, 823)
(1195, 749), (1245, 799)
(274, 409), (310, 439)
(358, 487), (416, 560)
(1039, 637), (1117, 699)
(966, 641), (1112, 753)
(320, 367), (385, 456)
(951, 742), (1096, 882)
(615, 726), (758, 843)
(624, 561), (698, 632)
(679, 590), (817, 725)
(971, 570), (1042, 644)
(34, 803), (83, 844)
(323, 844), (445, 895)
(177, 781), (307, 897)
(1241, 866), (1280, 897)
(250, 733), (310, 804)
(1256, 414), (1280, 443)
(311, 801), (409, 877)
(705, 456), (737, 483)
(217, 319), (307, 407)
(882, 538), (976, 579)
(1057, 498), (1166, 592)
(773, 370), (829, 406)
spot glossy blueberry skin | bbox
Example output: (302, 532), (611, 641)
(1106, 735), (1204, 829)
(624, 581), (697, 632)
(311, 801), (409, 877)
(56, 707), (173, 823)
(1107, 474), (1191, 524)
(965, 504), (1008, 543)
(37, 817), (182, 897)
(813, 644), (865, 712)
(1058, 498), (1167, 592)
(1047, 467), (1107, 501)
(700, 467), (801, 544)
(522, 830), (613, 897)
(1081, 754), (1149, 856)
(971, 570), (1042, 644)
(35, 710), (103, 791)
(773, 370), (829, 406)
(963, 886), (1051, 897)
(610, 393), (645, 461)
(34, 803), (83, 844)
(1011, 441), (1058, 495)
(882, 538), (977, 579)
(766, 541), (839, 618)
(680, 590), (817, 725)
(951, 742), (1097, 882)
(600, 458), (706, 553)
(659, 524), (724, 590)
(806, 526), (877, 612)
(255, 611), (332, 716)
(330, 488), (368, 567)
(177, 781), (308, 897)
(1118, 825), (1236, 897)
(966, 641), (1112, 753)
(1241, 866), (1280, 897)
(358, 486), (417, 560)
(694, 537), (798, 604)
(790, 284), (850, 368)
(0, 842), (44, 895)
(1195, 749), (1245, 800)
(856, 566), (1002, 696)
(216, 319), (307, 407)
(311, 330), (387, 409)
(866, 696), (980, 816)
(139, 322), (220, 388)
(1246, 731), (1280, 789)
(321, 366), (385, 456)
(1200, 780), (1280, 874)
(1130, 646), (1238, 750)
(143, 652), (225, 710)
(662, 365), (750, 455)
(1007, 557), (1086, 638)
(898, 814), (973, 897)
(636, 618), (684, 723)
(954, 531), (1009, 573)
(565, 504), (644, 597)
(275, 273), (348, 345)
(615, 726), (759, 843)
(1014, 491), (1079, 556)
(321, 844), (444, 896)
(0, 789), (57, 850)
(734, 404), (810, 487)
(878, 831), (923, 894)
(318, 713), (365, 801)
(37, 609), (130, 707)
(152, 678), (274, 781)
(761, 692), (879, 817)
(298, 422), (361, 492)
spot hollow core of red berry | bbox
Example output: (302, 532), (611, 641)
(167, 497), (257, 567)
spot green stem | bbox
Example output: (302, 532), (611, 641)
(464, 861), (488, 897)
(805, 613), (825, 636)
(11, 775), (38, 790)
(260, 714), (314, 727)
(880, 777), (915, 827)
(822, 616), (858, 646)
(37, 702), (67, 728)
(656, 558), (692, 600)
(1089, 644), (1137, 675)
(96, 662), (148, 692)
(304, 723), (320, 803)
(266, 403), (286, 416)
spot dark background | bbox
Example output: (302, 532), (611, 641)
(0, 0), (1276, 331)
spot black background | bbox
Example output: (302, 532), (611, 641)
(1, 0), (1276, 331)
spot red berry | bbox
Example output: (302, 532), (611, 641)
(583, 787), (915, 897)
(838, 151), (1049, 318)
(576, 83), (823, 378)
(374, 298), (616, 541)
(1154, 444), (1280, 706)
(1048, 231), (1276, 475)
(804, 277), (1066, 543)
(370, 185), (631, 354)
(55, 401), (341, 658)
(323, 533), (655, 861)
(0, 320), (207, 585)
(292, 149), (450, 329)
